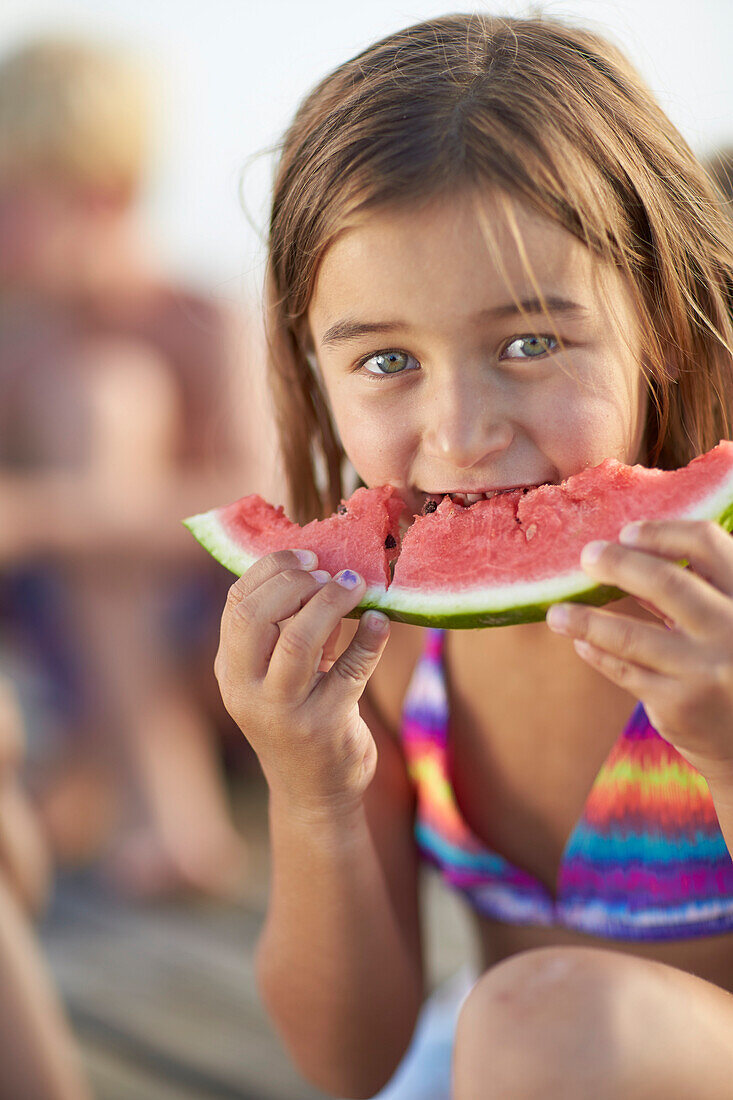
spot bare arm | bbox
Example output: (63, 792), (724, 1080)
(0, 873), (91, 1100)
(257, 688), (423, 1098)
(216, 564), (426, 1099)
(0, 468), (265, 564)
(0, 679), (49, 916)
(0, 332), (282, 565)
(0, 778), (50, 917)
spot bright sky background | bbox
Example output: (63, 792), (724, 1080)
(2, 0), (732, 303)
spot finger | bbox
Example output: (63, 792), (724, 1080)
(579, 539), (732, 637)
(619, 519), (733, 596)
(278, 617), (342, 675)
(266, 570), (369, 699)
(635, 598), (676, 630)
(234, 548), (319, 598)
(571, 638), (670, 701)
(318, 621), (343, 672)
(218, 565), (330, 685)
(316, 610), (391, 707)
(219, 549), (320, 655)
(546, 603), (695, 676)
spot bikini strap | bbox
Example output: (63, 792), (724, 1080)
(401, 628), (449, 747)
(424, 627), (447, 663)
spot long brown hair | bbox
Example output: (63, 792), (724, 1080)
(265, 13), (733, 522)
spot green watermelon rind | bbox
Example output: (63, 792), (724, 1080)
(352, 578), (628, 628)
(183, 510), (261, 578)
(184, 473), (733, 630)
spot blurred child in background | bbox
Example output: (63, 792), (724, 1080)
(0, 37), (281, 898)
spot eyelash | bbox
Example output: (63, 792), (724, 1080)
(355, 335), (561, 379)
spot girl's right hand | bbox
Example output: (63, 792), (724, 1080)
(215, 550), (391, 817)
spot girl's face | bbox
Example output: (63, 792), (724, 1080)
(307, 191), (649, 518)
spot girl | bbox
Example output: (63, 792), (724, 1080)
(216, 14), (733, 1098)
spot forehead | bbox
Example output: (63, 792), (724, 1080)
(308, 191), (631, 334)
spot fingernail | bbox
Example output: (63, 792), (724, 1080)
(293, 549), (316, 567)
(363, 610), (388, 632)
(619, 522), (642, 545)
(581, 540), (607, 565)
(546, 605), (571, 632)
(311, 570), (331, 584)
(335, 569), (361, 589)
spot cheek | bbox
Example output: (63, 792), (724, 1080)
(331, 395), (415, 482)
(543, 377), (645, 468)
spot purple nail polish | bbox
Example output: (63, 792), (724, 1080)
(335, 569), (361, 589)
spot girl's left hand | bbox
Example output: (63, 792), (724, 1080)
(546, 520), (733, 785)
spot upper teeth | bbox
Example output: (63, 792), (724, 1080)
(422, 484), (545, 510)
(450, 490), (508, 505)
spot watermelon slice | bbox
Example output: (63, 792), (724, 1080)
(184, 442), (733, 629)
(185, 485), (405, 589)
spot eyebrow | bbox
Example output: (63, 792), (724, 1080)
(319, 296), (589, 346)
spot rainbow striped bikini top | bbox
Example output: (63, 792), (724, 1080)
(401, 628), (733, 942)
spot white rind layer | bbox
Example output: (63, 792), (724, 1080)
(370, 567), (596, 616)
(183, 510), (260, 577)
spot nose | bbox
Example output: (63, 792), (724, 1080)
(422, 366), (514, 470)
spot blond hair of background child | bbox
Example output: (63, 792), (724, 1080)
(0, 37), (146, 195)
(217, 13), (733, 1098)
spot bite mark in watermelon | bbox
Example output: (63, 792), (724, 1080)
(185, 484), (404, 589)
(184, 441), (733, 629)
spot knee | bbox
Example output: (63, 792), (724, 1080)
(453, 946), (638, 1099)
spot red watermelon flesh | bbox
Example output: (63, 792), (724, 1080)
(208, 484), (404, 588)
(393, 446), (733, 592)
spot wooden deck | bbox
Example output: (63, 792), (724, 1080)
(40, 774), (474, 1100)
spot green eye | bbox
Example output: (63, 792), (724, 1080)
(361, 350), (418, 376)
(502, 335), (558, 359)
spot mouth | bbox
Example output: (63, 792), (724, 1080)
(418, 483), (552, 512)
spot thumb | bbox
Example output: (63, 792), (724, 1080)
(317, 611), (391, 702)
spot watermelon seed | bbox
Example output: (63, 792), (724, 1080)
(525, 523), (538, 540)
(337, 504), (347, 514)
(385, 534), (396, 549)
(422, 500), (438, 514)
